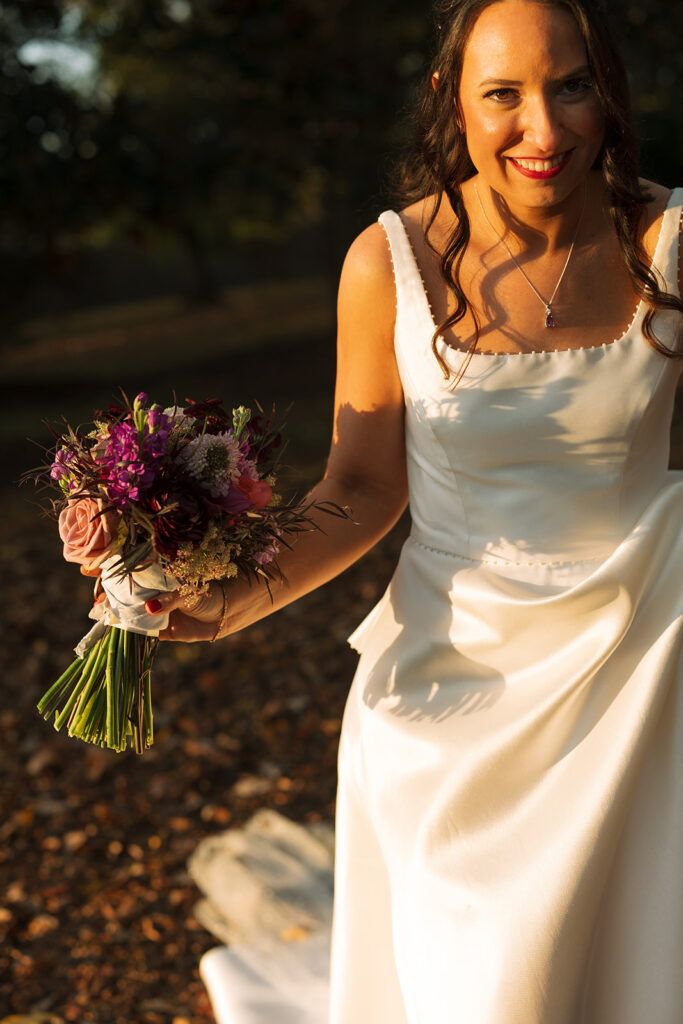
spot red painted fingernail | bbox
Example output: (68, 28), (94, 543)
(145, 599), (163, 613)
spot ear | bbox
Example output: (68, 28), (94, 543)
(431, 70), (440, 92)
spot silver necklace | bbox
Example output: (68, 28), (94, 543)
(473, 180), (587, 328)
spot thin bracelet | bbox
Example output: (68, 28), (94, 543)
(210, 580), (229, 643)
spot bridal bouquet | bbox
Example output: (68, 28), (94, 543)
(29, 392), (340, 754)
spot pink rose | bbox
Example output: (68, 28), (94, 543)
(235, 476), (272, 511)
(58, 498), (117, 569)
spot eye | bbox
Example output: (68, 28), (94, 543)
(483, 87), (518, 102)
(561, 77), (592, 97)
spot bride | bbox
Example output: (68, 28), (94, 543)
(149, 1), (682, 1021)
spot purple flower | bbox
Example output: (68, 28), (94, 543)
(96, 412), (171, 508)
(148, 408), (165, 430)
(254, 543), (279, 566)
(50, 447), (76, 482)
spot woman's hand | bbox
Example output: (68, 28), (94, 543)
(146, 583), (227, 643)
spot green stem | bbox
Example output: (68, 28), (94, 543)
(39, 622), (159, 754)
(52, 634), (107, 732)
(113, 627), (125, 750)
(105, 627), (118, 749)
(66, 631), (111, 736)
(133, 634), (144, 754)
(143, 643), (154, 747)
(37, 657), (84, 717)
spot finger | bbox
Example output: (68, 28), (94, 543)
(145, 588), (220, 620)
(145, 592), (183, 615)
(80, 565), (102, 578)
(158, 610), (218, 642)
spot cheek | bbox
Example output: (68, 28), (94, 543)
(462, 113), (516, 163)
(461, 101), (503, 138)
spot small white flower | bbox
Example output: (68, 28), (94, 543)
(163, 407), (196, 429)
(178, 431), (241, 496)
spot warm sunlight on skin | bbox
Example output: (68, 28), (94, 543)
(157, 221), (408, 642)
(458, 0), (605, 220)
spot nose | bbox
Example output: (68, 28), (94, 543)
(521, 95), (564, 154)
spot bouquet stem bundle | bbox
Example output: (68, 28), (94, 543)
(37, 627), (157, 753)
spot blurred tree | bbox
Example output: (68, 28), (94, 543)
(2, 0), (428, 314)
(1, 0), (680, 323)
(71, 0), (427, 287)
(0, 0), (107, 315)
(610, 0), (683, 186)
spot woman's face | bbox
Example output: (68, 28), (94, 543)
(457, 0), (605, 211)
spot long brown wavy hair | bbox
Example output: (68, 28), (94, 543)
(397, 0), (683, 377)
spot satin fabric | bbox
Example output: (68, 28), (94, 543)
(73, 557), (177, 656)
(330, 190), (683, 1024)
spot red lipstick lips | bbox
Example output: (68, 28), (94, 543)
(509, 151), (572, 179)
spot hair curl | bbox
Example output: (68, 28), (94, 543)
(397, 0), (682, 378)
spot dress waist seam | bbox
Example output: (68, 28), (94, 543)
(408, 533), (606, 568)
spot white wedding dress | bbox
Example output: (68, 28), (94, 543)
(199, 188), (682, 1024)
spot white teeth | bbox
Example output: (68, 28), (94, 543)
(513, 154), (566, 171)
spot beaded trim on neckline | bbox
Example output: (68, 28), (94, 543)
(382, 186), (682, 361)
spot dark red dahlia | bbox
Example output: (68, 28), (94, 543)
(141, 480), (210, 558)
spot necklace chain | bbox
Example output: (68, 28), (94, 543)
(473, 180), (587, 328)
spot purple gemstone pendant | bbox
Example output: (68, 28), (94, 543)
(544, 306), (556, 328)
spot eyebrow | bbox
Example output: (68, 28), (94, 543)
(478, 65), (591, 88)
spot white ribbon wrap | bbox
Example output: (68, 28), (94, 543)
(74, 556), (179, 657)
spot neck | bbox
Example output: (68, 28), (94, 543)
(470, 175), (598, 255)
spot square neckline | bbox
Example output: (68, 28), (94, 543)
(388, 186), (682, 360)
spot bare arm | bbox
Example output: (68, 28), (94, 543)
(155, 221), (407, 641)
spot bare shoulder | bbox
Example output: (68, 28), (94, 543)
(341, 222), (393, 286)
(339, 222), (395, 315)
(334, 221), (405, 422)
(638, 179), (683, 294)
(399, 194), (453, 250)
(640, 178), (675, 253)
(337, 222), (397, 354)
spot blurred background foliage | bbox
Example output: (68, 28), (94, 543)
(1, 0), (428, 319)
(2, 0), (681, 317)
(0, 0), (681, 486)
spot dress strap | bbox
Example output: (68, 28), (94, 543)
(646, 187), (683, 356)
(650, 186), (683, 298)
(377, 211), (434, 331)
(377, 211), (439, 395)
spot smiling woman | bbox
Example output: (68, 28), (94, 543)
(457, 3), (604, 203)
(149, 2), (682, 1022)
(399, 0), (682, 367)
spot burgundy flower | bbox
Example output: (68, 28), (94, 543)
(141, 480), (209, 558)
(246, 414), (282, 464)
(182, 397), (232, 435)
(93, 402), (126, 423)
